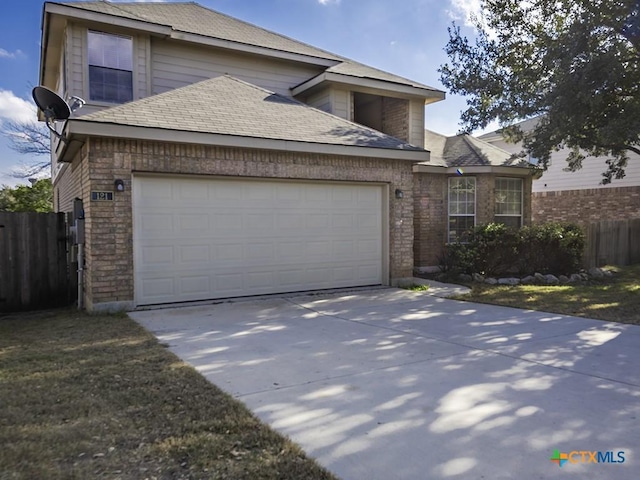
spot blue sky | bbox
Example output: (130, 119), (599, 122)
(0, 0), (482, 186)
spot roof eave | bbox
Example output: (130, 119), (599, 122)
(65, 120), (431, 162)
(291, 72), (446, 101)
(45, 3), (339, 68)
(413, 164), (534, 175)
(45, 3), (173, 36)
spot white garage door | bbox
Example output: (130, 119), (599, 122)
(133, 175), (386, 305)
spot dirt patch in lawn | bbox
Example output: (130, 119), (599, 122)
(450, 264), (640, 325)
(0, 309), (337, 480)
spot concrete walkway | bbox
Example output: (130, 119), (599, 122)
(130, 287), (639, 479)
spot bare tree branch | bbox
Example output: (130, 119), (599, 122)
(3, 120), (50, 156)
(1, 120), (51, 179)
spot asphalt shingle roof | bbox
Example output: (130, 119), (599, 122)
(57, 1), (441, 93)
(424, 129), (528, 167)
(76, 75), (424, 151)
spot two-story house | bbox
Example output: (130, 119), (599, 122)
(40, 1), (533, 311)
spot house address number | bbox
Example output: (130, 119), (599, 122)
(91, 191), (114, 201)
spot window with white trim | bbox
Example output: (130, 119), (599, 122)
(494, 177), (523, 228)
(448, 177), (476, 242)
(88, 31), (133, 104)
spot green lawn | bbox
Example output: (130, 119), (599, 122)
(451, 264), (640, 325)
(0, 309), (337, 480)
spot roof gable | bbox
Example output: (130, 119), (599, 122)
(424, 129), (528, 168)
(58, 1), (341, 61)
(53, 1), (442, 94)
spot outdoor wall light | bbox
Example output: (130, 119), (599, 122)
(114, 179), (125, 192)
(395, 189), (404, 199)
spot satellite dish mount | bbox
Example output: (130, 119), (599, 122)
(32, 86), (84, 141)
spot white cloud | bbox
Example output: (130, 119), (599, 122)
(0, 90), (37, 124)
(318, 0), (341, 5)
(447, 0), (483, 27)
(0, 48), (24, 59)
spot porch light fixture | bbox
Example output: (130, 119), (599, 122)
(114, 179), (125, 192)
(395, 189), (404, 199)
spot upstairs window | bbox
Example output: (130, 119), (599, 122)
(448, 177), (476, 242)
(88, 31), (133, 104)
(494, 177), (523, 228)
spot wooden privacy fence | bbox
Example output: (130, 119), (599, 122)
(583, 218), (640, 269)
(0, 212), (73, 312)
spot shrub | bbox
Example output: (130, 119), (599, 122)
(441, 222), (585, 277)
(519, 223), (585, 274)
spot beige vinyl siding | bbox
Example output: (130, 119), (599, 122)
(305, 88), (331, 113)
(151, 39), (323, 97)
(53, 150), (87, 214)
(135, 35), (149, 100)
(56, 32), (67, 97)
(485, 137), (640, 192)
(68, 23), (84, 101)
(533, 149), (640, 192)
(408, 99), (425, 147)
(331, 88), (351, 120)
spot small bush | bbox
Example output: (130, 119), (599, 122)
(519, 223), (585, 274)
(441, 222), (585, 276)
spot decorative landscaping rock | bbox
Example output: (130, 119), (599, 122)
(498, 277), (520, 285)
(534, 272), (546, 284)
(459, 273), (473, 283)
(545, 274), (560, 285)
(558, 275), (569, 284)
(472, 273), (485, 283)
(485, 277), (498, 285)
(520, 275), (536, 285)
(603, 269), (614, 277)
(569, 273), (583, 283)
(588, 267), (605, 278)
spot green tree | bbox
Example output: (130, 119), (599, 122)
(440, 0), (640, 183)
(0, 179), (53, 213)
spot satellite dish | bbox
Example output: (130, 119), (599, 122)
(33, 86), (71, 120)
(32, 86), (84, 141)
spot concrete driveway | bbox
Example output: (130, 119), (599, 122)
(130, 287), (639, 479)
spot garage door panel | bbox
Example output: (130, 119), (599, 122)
(141, 277), (175, 298)
(179, 214), (209, 230)
(141, 245), (174, 267)
(134, 176), (384, 305)
(179, 244), (210, 263)
(179, 275), (210, 296)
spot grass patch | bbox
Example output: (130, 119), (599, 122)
(401, 284), (430, 292)
(451, 264), (640, 325)
(0, 309), (337, 480)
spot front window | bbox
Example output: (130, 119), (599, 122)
(88, 31), (133, 104)
(495, 177), (523, 228)
(448, 177), (476, 242)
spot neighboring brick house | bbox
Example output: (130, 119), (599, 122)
(40, 1), (533, 311)
(480, 118), (640, 225)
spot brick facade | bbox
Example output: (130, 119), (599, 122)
(413, 173), (533, 268)
(64, 138), (416, 310)
(381, 98), (410, 143)
(532, 186), (640, 225)
(413, 174), (447, 267)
